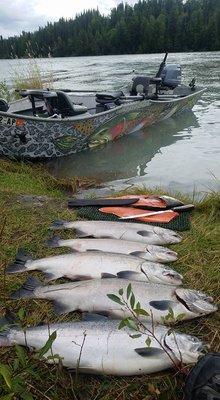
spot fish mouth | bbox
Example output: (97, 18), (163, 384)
(146, 245), (178, 262)
(164, 334), (208, 363)
(166, 233), (182, 244)
(153, 228), (182, 244)
(175, 288), (218, 314)
(163, 271), (183, 285)
(156, 250), (178, 262)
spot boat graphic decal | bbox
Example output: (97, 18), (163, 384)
(0, 116), (16, 126)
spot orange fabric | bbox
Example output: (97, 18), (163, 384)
(108, 194), (167, 208)
(99, 206), (179, 223)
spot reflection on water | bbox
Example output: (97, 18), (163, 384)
(48, 110), (198, 182)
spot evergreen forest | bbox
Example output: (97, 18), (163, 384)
(0, 0), (219, 58)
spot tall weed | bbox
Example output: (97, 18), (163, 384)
(0, 80), (11, 102)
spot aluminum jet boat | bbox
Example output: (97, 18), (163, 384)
(0, 53), (205, 159)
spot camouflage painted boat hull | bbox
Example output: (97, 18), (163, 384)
(0, 88), (205, 159)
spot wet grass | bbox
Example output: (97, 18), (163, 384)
(0, 158), (219, 399)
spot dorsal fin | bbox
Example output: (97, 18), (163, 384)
(82, 313), (109, 322)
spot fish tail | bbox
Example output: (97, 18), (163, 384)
(45, 235), (61, 248)
(6, 249), (32, 274)
(50, 220), (67, 230)
(0, 327), (11, 347)
(10, 276), (42, 300)
(0, 310), (17, 347)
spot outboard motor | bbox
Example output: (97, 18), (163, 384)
(0, 98), (9, 112)
(160, 64), (181, 89)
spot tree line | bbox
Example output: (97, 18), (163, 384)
(0, 0), (219, 59)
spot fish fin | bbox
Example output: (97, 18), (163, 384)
(74, 228), (92, 238)
(36, 321), (45, 327)
(149, 300), (175, 311)
(45, 236), (61, 248)
(0, 309), (17, 326)
(10, 276), (42, 299)
(53, 301), (71, 315)
(67, 368), (75, 374)
(82, 313), (109, 322)
(86, 249), (103, 252)
(44, 271), (60, 282)
(160, 196), (183, 208)
(130, 251), (146, 258)
(67, 366), (95, 373)
(135, 347), (164, 357)
(6, 249), (32, 274)
(72, 275), (92, 281)
(137, 230), (151, 237)
(50, 220), (66, 230)
(97, 235), (113, 239)
(117, 270), (142, 280)
(101, 273), (117, 278)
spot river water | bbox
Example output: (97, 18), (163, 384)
(0, 52), (219, 195)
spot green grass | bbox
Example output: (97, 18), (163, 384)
(0, 158), (219, 399)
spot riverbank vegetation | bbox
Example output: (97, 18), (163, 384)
(0, 158), (219, 399)
(0, 57), (53, 102)
(0, 0), (219, 59)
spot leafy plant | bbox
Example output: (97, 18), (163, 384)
(107, 283), (185, 371)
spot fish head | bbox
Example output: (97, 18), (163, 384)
(164, 331), (207, 364)
(175, 288), (218, 316)
(153, 227), (182, 244)
(141, 263), (183, 285)
(146, 245), (178, 262)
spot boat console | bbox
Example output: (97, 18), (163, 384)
(95, 91), (124, 105)
(94, 53), (184, 110)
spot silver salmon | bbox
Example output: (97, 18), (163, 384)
(0, 315), (206, 376)
(6, 249), (182, 285)
(50, 220), (182, 245)
(11, 277), (217, 323)
(46, 237), (178, 263)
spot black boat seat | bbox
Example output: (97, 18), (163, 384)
(55, 91), (88, 116)
(96, 91), (124, 104)
(131, 76), (162, 96)
(19, 89), (88, 117)
(0, 98), (9, 112)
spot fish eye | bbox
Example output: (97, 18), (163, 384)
(191, 336), (199, 342)
(165, 273), (175, 279)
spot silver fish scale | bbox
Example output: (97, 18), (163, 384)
(5, 319), (204, 375)
(23, 251), (182, 285)
(47, 238), (178, 263)
(51, 220), (182, 245)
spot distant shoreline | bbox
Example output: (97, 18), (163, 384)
(1, 0), (219, 59)
(0, 49), (219, 61)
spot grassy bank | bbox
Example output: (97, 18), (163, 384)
(0, 158), (219, 400)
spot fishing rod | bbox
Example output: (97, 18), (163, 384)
(156, 52), (168, 78)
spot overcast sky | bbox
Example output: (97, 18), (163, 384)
(0, 0), (137, 38)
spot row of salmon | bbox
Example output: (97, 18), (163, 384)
(2, 220), (217, 376)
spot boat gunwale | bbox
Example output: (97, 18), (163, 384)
(0, 87), (206, 124)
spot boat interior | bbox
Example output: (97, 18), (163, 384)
(0, 53), (198, 120)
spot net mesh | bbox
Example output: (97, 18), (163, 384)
(75, 206), (191, 231)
